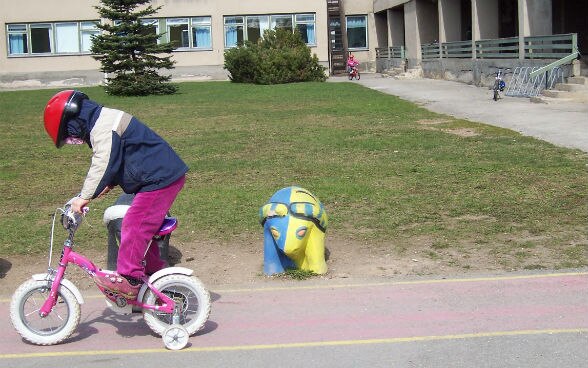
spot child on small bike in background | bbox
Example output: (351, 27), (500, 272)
(43, 90), (188, 300)
(347, 53), (359, 73)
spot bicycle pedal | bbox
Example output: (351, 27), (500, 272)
(105, 298), (133, 314)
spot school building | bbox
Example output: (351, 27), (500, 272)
(1, 0), (586, 88)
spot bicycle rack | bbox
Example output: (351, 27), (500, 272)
(505, 66), (563, 98)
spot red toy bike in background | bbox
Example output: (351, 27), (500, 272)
(347, 54), (360, 80)
(348, 65), (360, 80)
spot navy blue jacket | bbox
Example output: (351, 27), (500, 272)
(67, 99), (188, 199)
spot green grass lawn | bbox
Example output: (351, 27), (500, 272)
(0, 81), (586, 270)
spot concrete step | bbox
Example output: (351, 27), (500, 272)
(555, 82), (588, 92)
(542, 89), (569, 98)
(530, 95), (573, 104)
(540, 88), (588, 103)
(567, 76), (587, 85)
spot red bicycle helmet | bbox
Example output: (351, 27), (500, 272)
(43, 90), (88, 148)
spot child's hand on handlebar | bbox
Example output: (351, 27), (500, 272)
(71, 197), (90, 214)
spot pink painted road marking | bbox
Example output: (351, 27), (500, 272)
(0, 272), (586, 355)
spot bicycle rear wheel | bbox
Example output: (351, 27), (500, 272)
(143, 274), (211, 336)
(493, 81), (499, 101)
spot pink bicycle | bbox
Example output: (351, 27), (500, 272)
(10, 199), (210, 350)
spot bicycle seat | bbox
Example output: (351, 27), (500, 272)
(157, 217), (177, 236)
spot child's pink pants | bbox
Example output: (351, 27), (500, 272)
(117, 175), (185, 279)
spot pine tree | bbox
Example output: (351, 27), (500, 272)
(91, 0), (177, 96)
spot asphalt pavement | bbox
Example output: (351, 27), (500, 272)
(330, 73), (588, 153)
(1, 271), (587, 367)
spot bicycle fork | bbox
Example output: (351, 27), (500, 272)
(39, 265), (67, 317)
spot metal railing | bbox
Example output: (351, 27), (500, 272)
(421, 43), (439, 60)
(375, 45), (405, 59)
(475, 36), (519, 59)
(377, 33), (578, 61)
(524, 33), (578, 59)
(505, 66), (564, 97)
(441, 40), (473, 58)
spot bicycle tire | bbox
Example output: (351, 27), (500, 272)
(10, 279), (81, 345)
(143, 274), (211, 336)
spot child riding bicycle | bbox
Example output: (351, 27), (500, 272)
(43, 90), (188, 300)
(346, 54), (359, 73)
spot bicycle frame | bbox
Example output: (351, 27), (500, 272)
(39, 234), (176, 317)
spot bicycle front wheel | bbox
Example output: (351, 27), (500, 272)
(10, 279), (81, 345)
(492, 81), (499, 101)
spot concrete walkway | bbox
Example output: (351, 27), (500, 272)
(330, 74), (588, 153)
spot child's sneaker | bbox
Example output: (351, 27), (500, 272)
(94, 274), (142, 301)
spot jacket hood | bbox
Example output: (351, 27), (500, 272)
(65, 99), (103, 145)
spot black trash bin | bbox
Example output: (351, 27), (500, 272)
(103, 193), (170, 270)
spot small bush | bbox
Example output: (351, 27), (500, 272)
(222, 44), (258, 83)
(224, 29), (327, 84)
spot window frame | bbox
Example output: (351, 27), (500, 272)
(270, 15), (293, 30)
(166, 17), (212, 50)
(190, 16), (212, 49)
(346, 15), (368, 50)
(295, 13), (316, 46)
(80, 21), (100, 53)
(7, 24), (29, 55)
(223, 13), (317, 49)
(140, 18), (160, 47)
(245, 15), (270, 45)
(54, 22), (80, 54)
(166, 17), (190, 49)
(6, 21), (100, 57)
(224, 16), (245, 48)
(30, 23), (53, 54)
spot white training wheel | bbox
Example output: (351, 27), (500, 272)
(162, 324), (189, 350)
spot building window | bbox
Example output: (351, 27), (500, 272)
(167, 18), (190, 48)
(191, 17), (212, 48)
(224, 13), (316, 48)
(140, 19), (159, 46)
(166, 17), (212, 50)
(55, 23), (79, 53)
(295, 14), (316, 45)
(271, 15), (293, 30)
(30, 24), (52, 54)
(346, 15), (368, 49)
(6, 21), (99, 56)
(7, 24), (28, 54)
(80, 22), (100, 52)
(224, 16), (244, 47)
(246, 16), (270, 44)
(116, 18), (210, 50)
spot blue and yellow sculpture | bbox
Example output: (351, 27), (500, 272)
(259, 186), (328, 275)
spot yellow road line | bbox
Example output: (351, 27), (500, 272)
(1, 271), (587, 302)
(1, 328), (586, 359)
(214, 271), (588, 293)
